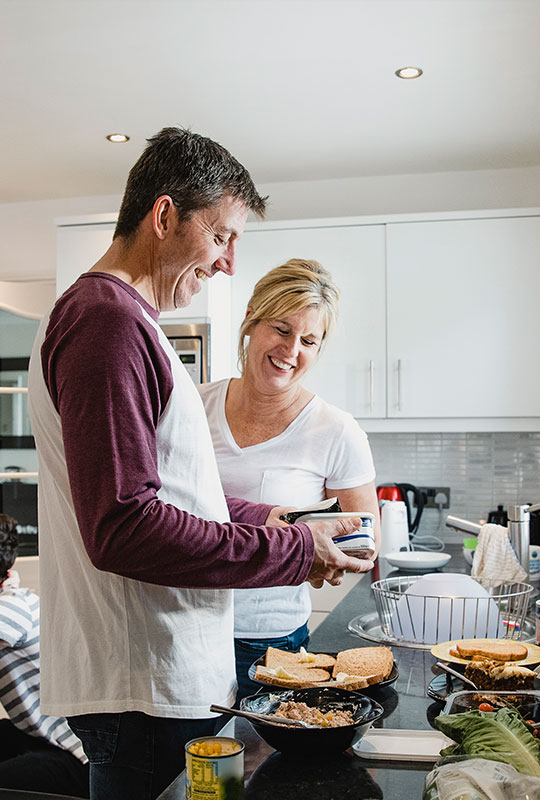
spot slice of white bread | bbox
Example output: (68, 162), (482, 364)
(254, 664), (332, 689)
(453, 640), (528, 662)
(332, 647), (394, 683)
(264, 646), (336, 671)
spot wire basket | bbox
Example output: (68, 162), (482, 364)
(372, 575), (533, 646)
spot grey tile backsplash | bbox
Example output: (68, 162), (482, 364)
(367, 432), (540, 543)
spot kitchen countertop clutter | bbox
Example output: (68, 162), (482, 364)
(159, 543), (536, 799)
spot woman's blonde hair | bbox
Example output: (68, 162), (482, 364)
(238, 258), (340, 373)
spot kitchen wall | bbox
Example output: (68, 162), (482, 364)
(2, 163), (540, 279)
(368, 431), (540, 544)
(2, 165), (539, 554)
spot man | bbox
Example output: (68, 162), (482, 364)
(28, 127), (372, 800)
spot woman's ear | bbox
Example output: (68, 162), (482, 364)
(243, 306), (254, 332)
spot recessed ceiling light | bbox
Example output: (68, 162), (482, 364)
(395, 66), (423, 79)
(106, 133), (130, 143)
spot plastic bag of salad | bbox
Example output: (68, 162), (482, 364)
(423, 757), (540, 800)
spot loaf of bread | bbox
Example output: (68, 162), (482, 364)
(452, 640), (528, 662)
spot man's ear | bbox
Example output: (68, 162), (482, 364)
(152, 195), (175, 240)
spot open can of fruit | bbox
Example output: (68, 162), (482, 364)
(185, 736), (244, 800)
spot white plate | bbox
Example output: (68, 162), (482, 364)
(382, 551), (452, 571)
(353, 729), (453, 762)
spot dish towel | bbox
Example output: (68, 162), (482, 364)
(471, 523), (528, 587)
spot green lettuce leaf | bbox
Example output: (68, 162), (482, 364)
(434, 708), (540, 777)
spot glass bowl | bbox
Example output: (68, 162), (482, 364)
(442, 689), (540, 721)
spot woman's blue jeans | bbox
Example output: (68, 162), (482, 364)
(233, 622), (310, 705)
(68, 710), (223, 800)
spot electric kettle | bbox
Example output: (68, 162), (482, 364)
(376, 483), (424, 535)
(378, 500), (410, 556)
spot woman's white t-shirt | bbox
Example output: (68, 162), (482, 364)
(199, 379), (376, 638)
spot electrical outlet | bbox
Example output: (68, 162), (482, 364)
(416, 487), (451, 509)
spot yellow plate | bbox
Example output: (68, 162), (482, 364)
(431, 638), (540, 667)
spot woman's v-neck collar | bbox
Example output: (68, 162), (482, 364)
(219, 378), (317, 453)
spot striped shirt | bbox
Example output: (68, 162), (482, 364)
(0, 579), (86, 763)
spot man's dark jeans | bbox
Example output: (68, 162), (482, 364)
(68, 710), (223, 800)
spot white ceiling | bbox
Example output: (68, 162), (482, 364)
(2, 0), (540, 205)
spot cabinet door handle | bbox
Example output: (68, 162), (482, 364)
(369, 359), (374, 413)
(397, 359), (402, 412)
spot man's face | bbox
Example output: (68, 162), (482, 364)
(156, 195), (249, 311)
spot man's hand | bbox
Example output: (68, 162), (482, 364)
(265, 506), (296, 528)
(305, 517), (374, 588)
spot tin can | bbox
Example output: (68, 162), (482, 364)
(333, 513), (376, 556)
(185, 736), (244, 800)
(536, 599), (540, 645)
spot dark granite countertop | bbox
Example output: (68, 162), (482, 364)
(1, 547), (535, 800)
(158, 544), (481, 800)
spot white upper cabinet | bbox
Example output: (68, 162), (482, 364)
(386, 216), (540, 418)
(56, 209), (540, 429)
(232, 223), (386, 417)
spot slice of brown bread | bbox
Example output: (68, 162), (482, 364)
(264, 646), (336, 671)
(254, 665), (332, 688)
(454, 640), (527, 662)
(332, 647), (394, 682)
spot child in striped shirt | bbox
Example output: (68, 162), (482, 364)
(0, 514), (89, 796)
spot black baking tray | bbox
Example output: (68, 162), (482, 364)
(427, 669), (540, 703)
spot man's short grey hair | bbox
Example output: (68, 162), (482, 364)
(114, 127), (267, 240)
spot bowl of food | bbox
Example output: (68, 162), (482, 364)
(442, 689), (540, 720)
(239, 686), (384, 756)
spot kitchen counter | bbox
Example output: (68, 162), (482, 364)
(158, 544), (479, 800)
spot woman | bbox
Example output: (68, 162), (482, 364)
(199, 258), (380, 700)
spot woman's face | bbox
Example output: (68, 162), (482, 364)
(244, 306), (326, 392)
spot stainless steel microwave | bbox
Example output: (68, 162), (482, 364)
(159, 322), (210, 385)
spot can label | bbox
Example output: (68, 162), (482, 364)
(536, 599), (540, 646)
(333, 531), (376, 553)
(334, 515), (375, 554)
(185, 737), (244, 800)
